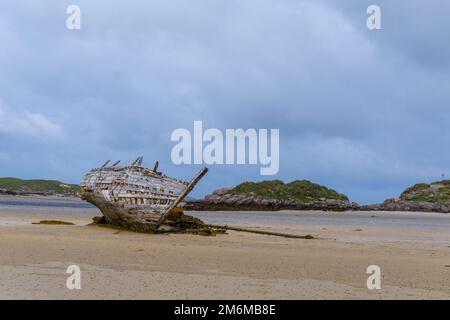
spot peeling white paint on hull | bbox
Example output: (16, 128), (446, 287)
(80, 157), (207, 228)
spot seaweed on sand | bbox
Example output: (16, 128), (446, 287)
(90, 211), (225, 236)
(32, 220), (75, 225)
(90, 213), (315, 239)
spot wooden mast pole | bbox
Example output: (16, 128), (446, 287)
(153, 167), (208, 231)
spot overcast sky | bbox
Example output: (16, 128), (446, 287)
(1, 0), (449, 204)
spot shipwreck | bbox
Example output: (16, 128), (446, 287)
(80, 156), (208, 232)
(80, 156), (314, 238)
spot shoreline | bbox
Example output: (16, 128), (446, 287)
(1, 194), (450, 215)
(0, 203), (449, 299)
(0, 194), (81, 202)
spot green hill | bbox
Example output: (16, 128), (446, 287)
(230, 179), (349, 202)
(0, 177), (79, 195)
(400, 180), (450, 204)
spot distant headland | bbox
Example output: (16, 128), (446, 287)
(1, 176), (450, 213)
(0, 177), (79, 197)
(184, 179), (450, 213)
(184, 180), (357, 211)
(360, 180), (450, 213)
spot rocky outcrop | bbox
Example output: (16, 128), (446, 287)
(360, 198), (450, 213)
(185, 180), (450, 213)
(0, 189), (17, 195)
(184, 188), (358, 211)
(360, 180), (450, 213)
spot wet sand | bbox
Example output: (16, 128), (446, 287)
(0, 203), (449, 299)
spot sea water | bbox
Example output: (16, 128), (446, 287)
(1, 197), (449, 243)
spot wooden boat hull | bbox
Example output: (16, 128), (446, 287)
(80, 190), (164, 225)
(80, 157), (207, 229)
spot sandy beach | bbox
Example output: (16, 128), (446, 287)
(0, 199), (449, 299)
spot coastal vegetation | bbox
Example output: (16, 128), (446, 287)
(186, 179), (450, 213)
(230, 180), (349, 202)
(184, 179), (354, 211)
(400, 180), (450, 203)
(0, 177), (79, 195)
(2, 175), (450, 213)
(359, 179), (450, 213)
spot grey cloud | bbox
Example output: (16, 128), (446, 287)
(0, 0), (449, 203)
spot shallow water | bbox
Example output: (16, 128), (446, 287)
(0, 198), (93, 209)
(1, 197), (449, 243)
(1, 197), (449, 231)
(189, 209), (450, 232)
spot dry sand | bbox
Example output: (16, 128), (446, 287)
(0, 204), (449, 299)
